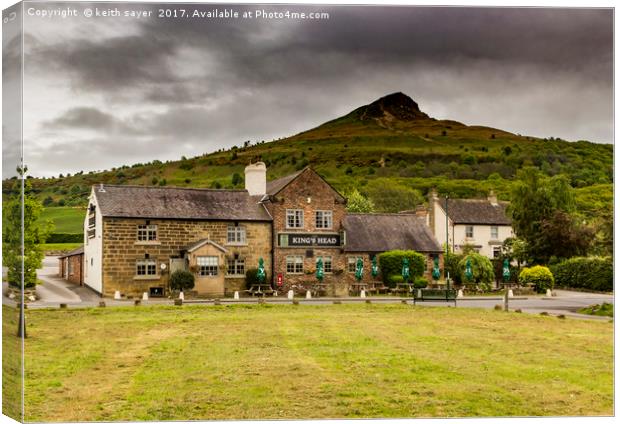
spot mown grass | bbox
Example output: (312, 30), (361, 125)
(19, 304), (613, 421)
(2, 306), (23, 421)
(38, 207), (85, 234)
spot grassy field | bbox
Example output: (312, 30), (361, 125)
(2, 306), (22, 421)
(15, 304), (613, 421)
(38, 207), (85, 234)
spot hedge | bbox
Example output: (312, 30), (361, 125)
(519, 266), (554, 293)
(46, 233), (83, 243)
(378, 250), (425, 287)
(550, 257), (613, 292)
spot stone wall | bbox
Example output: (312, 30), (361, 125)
(101, 217), (271, 298)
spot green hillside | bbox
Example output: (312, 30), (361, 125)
(7, 92), (613, 230)
(38, 207), (85, 234)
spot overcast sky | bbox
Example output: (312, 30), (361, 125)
(3, 2), (614, 178)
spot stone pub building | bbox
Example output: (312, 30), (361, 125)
(81, 163), (443, 298)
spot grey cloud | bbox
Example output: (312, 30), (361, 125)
(43, 107), (143, 135)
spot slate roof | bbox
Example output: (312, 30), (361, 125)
(343, 214), (442, 253)
(438, 199), (511, 225)
(266, 170), (303, 196)
(58, 245), (84, 258)
(93, 185), (271, 221)
(183, 239), (227, 253)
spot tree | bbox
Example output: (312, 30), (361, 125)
(457, 253), (494, 290)
(2, 168), (52, 289)
(509, 167), (584, 264)
(539, 210), (594, 261)
(169, 270), (195, 292)
(346, 189), (375, 213)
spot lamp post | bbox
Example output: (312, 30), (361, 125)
(445, 195), (449, 291)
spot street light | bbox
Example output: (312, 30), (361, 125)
(445, 195), (450, 291)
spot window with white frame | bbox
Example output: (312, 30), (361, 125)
(286, 209), (304, 228)
(315, 210), (333, 229)
(347, 256), (363, 273)
(316, 256), (332, 273)
(137, 224), (157, 241)
(226, 258), (246, 276)
(136, 259), (157, 276)
(197, 256), (218, 276)
(490, 226), (498, 240)
(227, 225), (247, 244)
(286, 256), (304, 274)
(465, 225), (474, 238)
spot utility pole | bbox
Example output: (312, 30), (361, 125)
(445, 195), (449, 291)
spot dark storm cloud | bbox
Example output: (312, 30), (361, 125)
(19, 4), (613, 177)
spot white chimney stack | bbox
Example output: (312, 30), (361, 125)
(244, 162), (267, 196)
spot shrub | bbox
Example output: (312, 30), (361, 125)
(245, 267), (269, 289)
(413, 276), (428, 289)
(378, 250), (426, 286)
(387, 275), (404, 287)
(444, 252), (464, 285)
(169, 270), (195, 292)
(518, 266), (554, 293)
(550, 257), (612, 292)
(457, 253), (494, 290)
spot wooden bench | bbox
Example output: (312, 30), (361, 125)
(413, 288), (457, 306)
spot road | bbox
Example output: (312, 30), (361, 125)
(1, 257), (614, 321)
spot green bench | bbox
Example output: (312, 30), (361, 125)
(413, 288), (457, 306)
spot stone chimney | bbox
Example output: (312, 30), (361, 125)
(244, 162), (267, 196)
(488, 190), (498, 206)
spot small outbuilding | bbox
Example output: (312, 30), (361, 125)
(58, 246), (84, 285)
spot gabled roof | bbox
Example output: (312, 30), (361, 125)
(438, 199), (511, 225)
(266, 170), (304, 196)
(265, 167), (345, 201)
(183, 239), (228, 253)
(343, 214), (442, 253)
(58, 245), (84, 259)
(93, 185), (271, 221)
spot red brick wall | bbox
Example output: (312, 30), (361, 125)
(265, 169), (349, 296)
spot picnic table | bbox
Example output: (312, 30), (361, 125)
(370, 282), (389, 294)
(311, 283), (328, 297)
(391, 283), (412, 295)
(349, 282), (368, 295)
(247, 284), (274, 296)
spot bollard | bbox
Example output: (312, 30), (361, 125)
(257, 298), (265, 304)
(292, 300), (299, 305)
(60, 303), (67, 309)
(333, 300), (342, 304)
(114, 291), (121, 300)
(134, 299), (141, 306)
(494, 304), (502, 311)
(546, 289), (552, 298)
(401, 300), (408, 305)
(179, 291), (185, 301)
(287, 290), (294, 300)
(360, 289), (366, 298)
(514, 308), (522, 313)
(174, 299), (183, 306)
(417, 289), (422, 298)
(508, 289), (514, 298)
(365, 299), (371, 304)
(306, 290), (312, 299)
(142, 292), (148, 301)
(273, 291), (278, 297)
(457, 289), (464, 299)
(234, 291), (240, 300)
(214, 299), (221, 306)
(98, 301), (106, 308)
